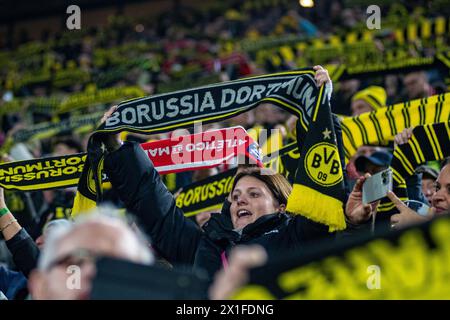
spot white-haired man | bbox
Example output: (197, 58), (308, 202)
(28, 211), (154, 300)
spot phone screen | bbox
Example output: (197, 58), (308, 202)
(362, 168), (393, 205)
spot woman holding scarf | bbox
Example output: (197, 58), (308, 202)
(98, 66), (341, 280)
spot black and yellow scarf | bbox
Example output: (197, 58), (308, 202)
(232, 215), (450, 299)
(72, 69), (346, 232)
(341, 93), (450, 162)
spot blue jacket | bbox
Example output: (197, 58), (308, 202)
(0, 265), (27, 300)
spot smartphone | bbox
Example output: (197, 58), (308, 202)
(362, 168), (393, 205)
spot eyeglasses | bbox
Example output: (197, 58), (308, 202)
(48, 248), (100, 270)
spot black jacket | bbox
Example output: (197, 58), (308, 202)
(6, 228), (39, 278)
(104, 142), (332, 279)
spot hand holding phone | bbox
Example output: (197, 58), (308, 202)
(362, 168), (393, 205)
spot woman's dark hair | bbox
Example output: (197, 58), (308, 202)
(231, 167), (292, 206)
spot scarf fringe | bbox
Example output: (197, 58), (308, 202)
(287, 184), (346, 232)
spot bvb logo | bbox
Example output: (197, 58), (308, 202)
(305, 142), (343, 187)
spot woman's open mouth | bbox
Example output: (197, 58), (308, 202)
(237, 209), (253, 219)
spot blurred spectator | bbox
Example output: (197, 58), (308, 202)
(416, 165), (439, 205)
(226, 110), (255, 129)
(385, 75), (400, 105)
(0, 265), (27, 300)
(254, 103), (290, 128)
(346, 146), (382, 180)
(354, 149), (392, 176)
(430, 159), (450, 216)
(401, 71), (435, 101)
(351, 86), (387, 116)
(192, 168), (219, 183)
(0, 187), (68, 276)
(52, 137), (84, 156)
(386, 159), (450, 230)
(209, 245), (267, 300)
(0, 187), (38, 299)
(34, 219), (72, 250)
